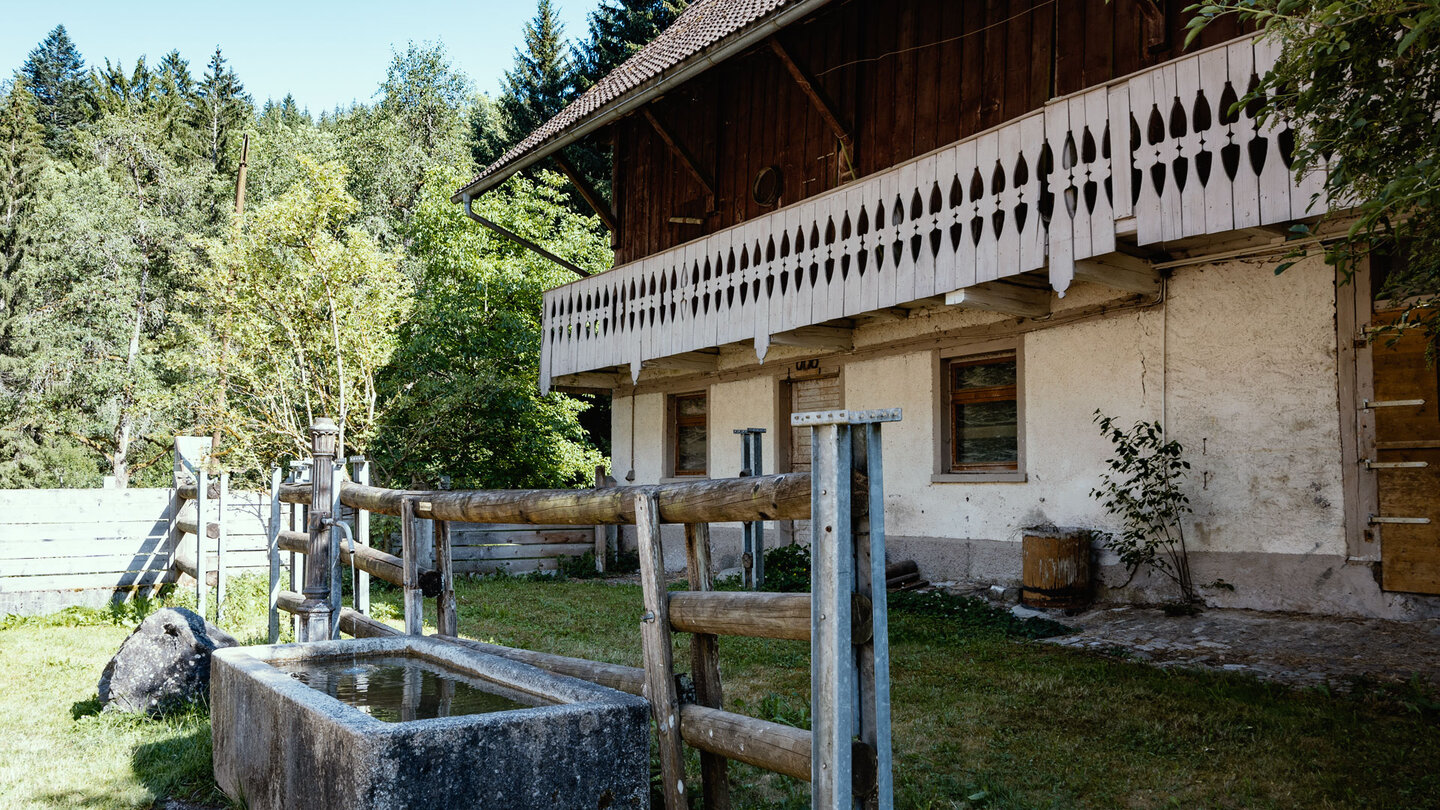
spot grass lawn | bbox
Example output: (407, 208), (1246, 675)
(2, 573), (1438, 809)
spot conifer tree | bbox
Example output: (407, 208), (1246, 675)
(0, 79), (45, 354)
(196, 47), (250, 173)
(152, 51), (199, 155)
(21, 25), (90, 154)
(572, 0), (682, 92)
(500, 0), (575, 141)
(470, 93), (509, 169)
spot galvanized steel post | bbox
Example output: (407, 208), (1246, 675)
(735, 427), (768, 588)
(796, 408), (899, 810)
(266, 466), (282, 643)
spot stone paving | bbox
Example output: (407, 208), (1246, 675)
(1035, 603), (1440, 690)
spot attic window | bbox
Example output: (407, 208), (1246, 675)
(753, 166), (782, 207)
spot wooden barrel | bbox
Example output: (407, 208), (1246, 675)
(1021, 529), (1091, 609)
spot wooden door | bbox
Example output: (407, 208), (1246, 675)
(1373, 308), (1440, 594)
(788, 375), (842, 544)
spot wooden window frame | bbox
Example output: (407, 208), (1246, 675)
(668, 391), (708, 478)
(932, 340), (1026, 483)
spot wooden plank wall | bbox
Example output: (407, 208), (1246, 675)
(0, 488), (272, 615)
(611, 0), (1242, 264)
(448, 524), (595, 576)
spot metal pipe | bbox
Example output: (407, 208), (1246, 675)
(323, 517), (355, 641)
(462, 197), (590, 278)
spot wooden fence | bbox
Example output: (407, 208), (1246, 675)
(0, 487), (271, 615)
(449, 523), (593, 575)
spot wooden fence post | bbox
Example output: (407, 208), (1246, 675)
(685, 522), (730, 810)
(401, 496), (424, 636)
(435, 519), (457, 636)
(636, 492), (687, 810)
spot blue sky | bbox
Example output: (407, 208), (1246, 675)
(1, 0), (601, 113)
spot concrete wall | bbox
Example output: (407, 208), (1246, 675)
(608, 255), (1440, 619)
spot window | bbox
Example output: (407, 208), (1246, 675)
(937, 347), (1023, 481)
(671, 392), (707, 476)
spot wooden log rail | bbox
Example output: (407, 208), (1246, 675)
(176, 480), (220, 501)
(668, 590), (873, 643)
(277, 472), (812, 525)
(274, 529), (443, 597)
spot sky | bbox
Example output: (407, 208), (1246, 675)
(0, 0), (601, 113)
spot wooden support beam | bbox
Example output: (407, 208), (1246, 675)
(944, 281), (1051, 318)
(176, 480), (220, 501)
(684, 524), (731, 810)
(636, 492), (688, 810)
(552, 371), (624, 390)
(768, 38), (855, 179)
(401, 497), (424, 635)
(276, 590), (399, 639)
(552, 152), (618, 233)
(1073, 253), (1160, 295)
(769, 325), (854, 351)
(642, 351), (721, 372)
(434, 520), (457, 636)
(176, 513), (219, 540)
(678, 705), (878, 796)
(642, 107), (716, 211)
(276, 528), (442, 595)
(670, 591), (810, 640)
(279, 471), (813, 525)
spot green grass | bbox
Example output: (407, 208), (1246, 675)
(2, 573), (1438, 809)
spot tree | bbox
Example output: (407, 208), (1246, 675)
(151, 51), (200, 157)
(469, 92), (510, 169)
(572, 0), (683, 92)
(22, 25), (91, 154)
(0, 79), (45, 352)
(1186, 2), (1440, 345)
(190, 157), (409, 471)
(370, 168), (609, 489)
(500, 0), (575, 141)
(195, 47), (250, 173)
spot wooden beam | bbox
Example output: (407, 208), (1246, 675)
(670, 591), (810, 640)
(944, 281), (1051, 318)
(769, 325), (854, 351)
(642, 351), (720, 372)
(434, 520), (457, 637)
(642, 107), (716, 211)
(279, 472), (814, 525)
(552, 152), (618, 233)
(683, 524), (731, 810)
(276, 528), (442, 595)
(1073, 253), (1161, 295)
(769, 38), (855, 179)
(636, 492), (688, 810)
(552, 371), (624, 390)
(678, 705), (878, 796)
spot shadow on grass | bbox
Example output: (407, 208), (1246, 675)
(71, 695), (102, 720)
(131, 721), (229, 809)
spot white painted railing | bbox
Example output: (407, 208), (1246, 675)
(540, 36), (1326, 391)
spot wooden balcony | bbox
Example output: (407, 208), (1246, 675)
(540, 36), (1327, 392)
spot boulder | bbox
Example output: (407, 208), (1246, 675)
(98, 607), (239, 716)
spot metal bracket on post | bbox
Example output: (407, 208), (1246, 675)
(796, 408), (900, 810)
(734, 427), (768, 588)
(350, 455), (371, 616)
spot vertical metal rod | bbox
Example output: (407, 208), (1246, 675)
(288, 462), (310, 640)
(752, 429), (766, 587)
(352, 456), (371, 616)
(216, 472), (229, 624)
(865, 424), (894, 810)
(810, 422), (854, 810)
(267, 466), (282, 644)
(738, 429), (754, 588)
(196, 467), (209, 619)
(168, 469), (180, 589)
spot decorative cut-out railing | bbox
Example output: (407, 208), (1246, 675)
(540, 36), (1326, 391)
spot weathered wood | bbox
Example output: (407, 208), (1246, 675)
(176, 514), (220, 540)
(684, 523), (730, 810)
(769, 38), (854, 173)
(450, 542), (590, 561)
(176, 480), (221, 501)
(670, 591), (811, 640)
(401, 497), (424, 635)
(680, 704), (809, 781)
(276, 529), (441, 596)
(437, 635), (646, 696)
(279, 473), (812, 526)
(553, 152), (618, 232)
(276, 590), (399, 639)
(636, 492), (688, 809)
(944, 281), (1051, 318)
(435, 520), (457, 637)
(643, 106), (716, 210)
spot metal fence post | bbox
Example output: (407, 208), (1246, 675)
(351, 455), (371, 616)
(196, 467), (209, 620)
(217, 471), (229, 624)
(735, 427), (767, 588)
(288, 461), (311, 640)
(796, 408), (899, 810)
(267, 466), (282, 643)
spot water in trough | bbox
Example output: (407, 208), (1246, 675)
(274, 655), (540, 722)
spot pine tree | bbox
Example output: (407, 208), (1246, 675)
(21, 25), (91, 154)
(153, 50), (199, 156)
(500, 0), (575, 141)
(195, 47), (251, 173)
(572, 0), (683, 92)
(470, 93), (510, 169)
(0, 79), (45, 353)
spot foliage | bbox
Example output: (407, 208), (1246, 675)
(886, 589), (1072, 641)
(22, 25), (91, 154)
(469, 92), (510, 169)
(501, 0), (576, 141)
(758, 543), (812, 593)
(369, 168), (608, 489)
(1185, 1), (1440, 347)
(572, 0), (684, 92)
(194, 47), (250, 174)
(559, 550), (604, 579)
(1090, 412), (1198, 605)
(190, 157), (409, 471)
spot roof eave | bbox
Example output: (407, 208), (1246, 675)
(451, 0), (837, 205)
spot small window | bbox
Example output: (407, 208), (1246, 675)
(946, 353), (1019, 472)
(671, 392), (707, 476)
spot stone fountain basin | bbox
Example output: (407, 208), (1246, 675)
(211, 635), (650, 810)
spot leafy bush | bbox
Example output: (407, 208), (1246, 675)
(760, 543), (811, 593)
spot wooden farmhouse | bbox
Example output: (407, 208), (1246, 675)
(456, 0), (1440, 619)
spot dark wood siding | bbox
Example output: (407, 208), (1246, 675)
(610, 0), (1243, 265)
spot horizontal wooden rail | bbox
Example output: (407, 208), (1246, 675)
(275, 590), (399, 639)
(668, 590), (871, 643)
(275, 529), (442, 597)
(172, 539), (214, 587)
(176, 481), (221, 501)
(278, 473), (812, 525)
(176, 516), (218, 540)
(437, 635), (647, 696)
(679, 705), (876, 796)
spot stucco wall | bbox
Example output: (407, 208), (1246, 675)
(605, 255), (1438, 617)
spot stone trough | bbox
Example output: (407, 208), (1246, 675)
(211, 635), (650, 810)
